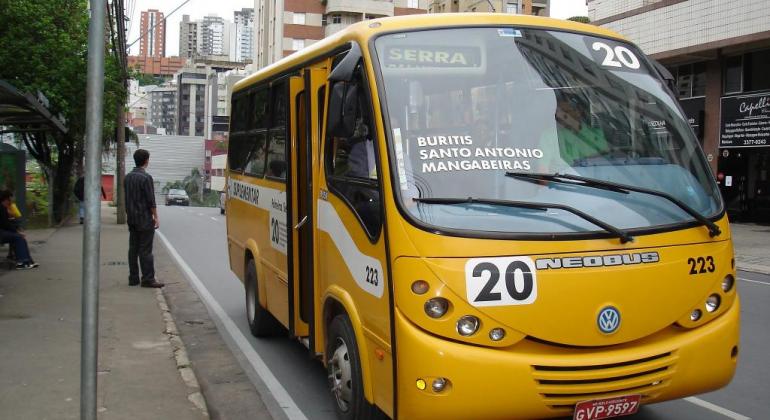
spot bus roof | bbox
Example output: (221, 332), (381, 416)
(233, 13), (628, 94)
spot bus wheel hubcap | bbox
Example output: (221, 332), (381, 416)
(328, 337), (352, 412)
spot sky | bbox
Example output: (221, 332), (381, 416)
(126, 0), (588, 56)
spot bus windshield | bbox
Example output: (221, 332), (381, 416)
(373, 27), (722, 236)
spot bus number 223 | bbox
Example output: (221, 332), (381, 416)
(365, 266), (379, 286)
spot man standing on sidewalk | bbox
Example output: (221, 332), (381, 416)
(124, 149), (164, 288)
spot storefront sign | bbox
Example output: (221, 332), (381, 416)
(680, 97), (705, 140)
(720, 93), (770, 147)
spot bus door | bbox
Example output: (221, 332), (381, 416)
(289, 66), (327, 349)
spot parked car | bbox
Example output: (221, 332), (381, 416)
(165, 189), (190, 206)
(219, 191), (226, 215)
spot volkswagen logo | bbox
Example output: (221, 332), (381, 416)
(597, 306), (621, 334)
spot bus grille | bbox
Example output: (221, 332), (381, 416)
(531, 351), (677, 410)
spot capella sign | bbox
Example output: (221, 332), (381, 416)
(720, 93), (770, 147)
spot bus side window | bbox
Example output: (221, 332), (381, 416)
(244, 88), (269, 177)
(266, 80), (288, 180)
(325, 74), (382, 239)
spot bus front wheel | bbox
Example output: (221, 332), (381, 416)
(326, 314), (376, 420)
(245, 259), (282, 337)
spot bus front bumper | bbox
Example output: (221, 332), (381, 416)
(395, 296), (740, 420)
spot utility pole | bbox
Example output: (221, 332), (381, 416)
(81, 0), (105, 418)
(116, 103), (126, 224)
(113, 0), (128, 224)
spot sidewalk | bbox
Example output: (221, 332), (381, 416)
(730, 222), (770, 275)
(0, 205), (207, 419)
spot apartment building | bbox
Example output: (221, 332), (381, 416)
(179, 15), (199, 59)
(254, 0), (428, 69)
(138, 9), (166, 57)
(589, 0), (770, 221)
(234, 8), (255, 62)
(149, 86), (177, 135)
(428, 0), (549, 15)
(176, 67), (208, 137)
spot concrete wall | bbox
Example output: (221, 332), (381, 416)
(114, 135), (205, 201)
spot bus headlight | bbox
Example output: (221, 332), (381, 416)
(457, 315), (480, 336)
(690, 309), (702, 321)
(411, 280), (429, 295)
(721, 275), (735, 292)
(424, 298), (449, 318)
(705, 294), (721, 313)
(432, 377), (448, 393)
(489, 328), (506, 341)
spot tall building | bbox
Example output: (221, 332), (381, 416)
(149, 86), (177, 135)
(428, 0), (549, 16)
(176, 67), (209, 137)
(199, 15), (232, 57)
(234, 8), (255, 62)
(254, 0), (428, 69)
(139, 9), (166, 57)
(588, 0), (770, 221)
(179, 15), (199, 59)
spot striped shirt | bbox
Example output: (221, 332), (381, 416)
(124, 167), (156, 230)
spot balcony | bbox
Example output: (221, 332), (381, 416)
(325, 0), (394, 17)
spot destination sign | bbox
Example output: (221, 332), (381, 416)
(382, 45), (482, 69)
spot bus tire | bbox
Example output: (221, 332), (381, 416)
(245, 259), (282, 337)
(326, 314), (377, 420)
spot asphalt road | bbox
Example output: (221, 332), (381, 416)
(157, 205), (768, 420)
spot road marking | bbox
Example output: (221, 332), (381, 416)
(738, 277), (769, 286)
(210, 217), (218, 222)
(197, 213), (204, 217)
(684, 397), (751, 420)
(156, 231), (309, 420)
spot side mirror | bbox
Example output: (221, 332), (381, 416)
(327, 82), (360, 138)
(329, 43), (362, 83)
(651, 59), (678, 98)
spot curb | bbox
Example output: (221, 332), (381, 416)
(155, 289), (210, 417)
(736, 262), (770, 276)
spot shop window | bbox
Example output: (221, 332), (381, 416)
(724, 55), (743, 95)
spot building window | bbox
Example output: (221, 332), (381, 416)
(723, 55), (743, 95)
(673, 62), (707, 98)
(505, 2), (519, 13)
(744, 49), (770, 92)
(408, 0), (418, 8)
(292, 13), (306, 25)
(331, 14), (341, 24)
(292, 39), (305, 51)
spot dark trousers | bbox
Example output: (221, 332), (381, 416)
(1, 231), (32, 263)
(128, 227), (155, 283)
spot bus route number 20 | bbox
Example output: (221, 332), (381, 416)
(465, 257), (538, 307)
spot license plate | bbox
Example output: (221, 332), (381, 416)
(573, 395), (641, 420)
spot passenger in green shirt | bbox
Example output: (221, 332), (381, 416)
(553, 95), (608, 166)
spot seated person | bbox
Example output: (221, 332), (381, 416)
(0, 190), (38, 269)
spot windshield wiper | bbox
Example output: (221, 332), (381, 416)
(506, 172), (721, 237)
(413, 197), (634, 244)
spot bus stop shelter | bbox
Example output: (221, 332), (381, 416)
(0, 79), (68, 219)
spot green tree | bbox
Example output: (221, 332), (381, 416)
(0, 0), (124, 223)
(567, 16), (591, 24)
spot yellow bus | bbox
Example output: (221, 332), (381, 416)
(225, 14), (739, 420)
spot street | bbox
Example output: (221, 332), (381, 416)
(157, 205), (768, 420)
